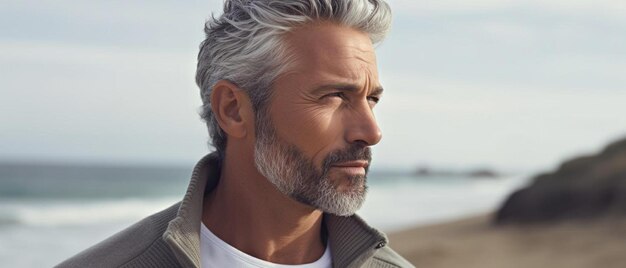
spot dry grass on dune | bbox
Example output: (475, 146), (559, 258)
(388, 214), (626, 268)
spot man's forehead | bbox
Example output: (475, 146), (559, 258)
(283, 22), (380, 89)
(287, 23), (375, 61)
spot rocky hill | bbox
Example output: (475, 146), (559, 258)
(495, 137), (626, 224)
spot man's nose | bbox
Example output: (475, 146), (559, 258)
(344, 104), (382, 146)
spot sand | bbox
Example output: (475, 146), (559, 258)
(388, 214), (626, 268)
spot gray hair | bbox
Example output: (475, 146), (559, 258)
(196, 0), (392, 158)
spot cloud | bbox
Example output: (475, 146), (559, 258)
(374, 74), (626, 170)
(0, 0), (218, 49)
(0, 39), (208, 164)
(1, 0), (624, 171)
(388, 0), (626, 19)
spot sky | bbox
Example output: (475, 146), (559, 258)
(1, 0), (625, 173)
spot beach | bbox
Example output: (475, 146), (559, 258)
(389, 214), (626, 268)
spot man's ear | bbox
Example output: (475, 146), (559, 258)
(210, 80), (252, 139)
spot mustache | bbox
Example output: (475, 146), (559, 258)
(321, 145), (372, 173)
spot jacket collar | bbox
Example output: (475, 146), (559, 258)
(163, 153), (387, 268)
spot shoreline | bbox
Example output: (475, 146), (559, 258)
(388, 213), (626, 268)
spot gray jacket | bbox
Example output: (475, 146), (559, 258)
(57, 153), (414, 268)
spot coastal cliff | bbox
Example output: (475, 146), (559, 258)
(495, 137), (626, 224)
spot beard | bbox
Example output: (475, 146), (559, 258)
(253, 116), (371, 216)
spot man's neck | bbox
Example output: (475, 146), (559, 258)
(201, 152), (326, 264)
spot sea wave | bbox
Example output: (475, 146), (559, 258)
(0, 175), (530, 230)
(0, 197), (180, 227)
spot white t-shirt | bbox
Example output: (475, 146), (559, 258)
(200, 223), (332, 268)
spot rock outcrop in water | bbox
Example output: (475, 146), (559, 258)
(495, 137), (626, 224)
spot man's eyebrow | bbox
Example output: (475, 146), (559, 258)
(371, 86), (384, 96)
(311, 83), (384, 95)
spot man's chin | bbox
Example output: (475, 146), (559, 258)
(312, 188), (367, 217)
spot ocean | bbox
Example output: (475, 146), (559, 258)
(0, 163), (529, 267)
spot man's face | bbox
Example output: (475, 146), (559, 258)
(254, 23), (382, 216)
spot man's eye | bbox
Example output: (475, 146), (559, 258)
(367, 96), (380, 104)
(324, 92), (346, 99)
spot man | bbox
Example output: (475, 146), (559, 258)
(58, 0), (413, 267)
